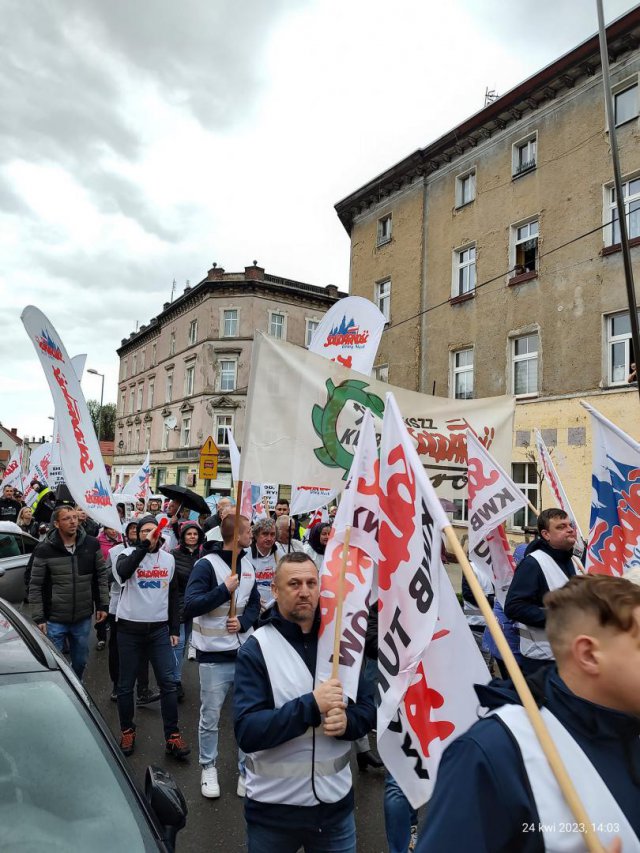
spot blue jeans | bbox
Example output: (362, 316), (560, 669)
(117, 624), (178, 739)
(199, 660), (244, 770)
(247, 811), (356, 853)
(172, 621), (192, 683)
(385, 773), (418, 853)
(47, 617), (92, 679)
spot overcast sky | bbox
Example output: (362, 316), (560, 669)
(1, 0), (636, 441)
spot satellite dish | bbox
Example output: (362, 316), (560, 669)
(164, 415), (177, 430)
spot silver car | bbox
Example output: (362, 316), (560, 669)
(0, 521), (38, 604)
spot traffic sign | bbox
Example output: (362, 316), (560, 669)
(199, 436), (220, 481)
(200, 436), (219, 456)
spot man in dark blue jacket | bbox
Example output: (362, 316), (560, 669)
(417, 574), (640, 853)
(234, 551), (375, 853)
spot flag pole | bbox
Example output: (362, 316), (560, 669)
(442, 525), (604, 853)
(331, 525), (351, 679)
(229, 479), (243, 618)
(527, 499), (539, 519)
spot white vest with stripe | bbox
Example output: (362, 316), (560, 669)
(245, 623), (352, 806)
(518, 552), (582, 660)
(191, 552), (255, 653)
(493, 704), (640, 852)
(114, 547), (175, 623)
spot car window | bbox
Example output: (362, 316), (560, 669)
(0, 533), (21, 559)
(0, 674), (159, 852)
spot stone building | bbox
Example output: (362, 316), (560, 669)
(335, 9), (640, 535)
(113, 262), (345, 496)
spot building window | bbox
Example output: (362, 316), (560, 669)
(373, 363), (389, 383)
(220, 360), (236, 392)
(140, 349), (145, 372)
(377, 214), (392, 246)
(176, 467), (188, 486)
(166, 372), (173, 403)
(606, 177), (640, 246)
(188, 319), (198, 345)
(184, 365), (195, 396)
(122, 360), (128, 381)
(148, 380), (155, 409)
(512, 333), (539, 396)
(614, 80), (638, 126)
(606, 311), (636, 385)
(223, 309), (238, 337)
(453, 245), (476, 296)
(269, 312), (285, 339)
(305, 319), (319, 347)
(132, 354), (137, 375)
(511, 463), (538, 529)
(512, 219), (539, 275)
(215, 414), (233, 447)
(169, 332), (176, 357)
(512, 133), (537, 177)
(456, 170), (476, 207)
(376, 279), (391, 322)
(136, 385), (143, 411)
(452, 349), (474, 399)
(135, 427), (141, 453)
(126, 428), (132, 453)
(120, 391), (126, 415)
(145, 425), (151, 450)
(161, 422), (170, 451)
(129, 389), (135, 414)
(151, 343), (157, 366)
(452, 498), (469, 524)
(181, 417), (191, 447)
(156, 467), (167, 489)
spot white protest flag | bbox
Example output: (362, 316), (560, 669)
(22, 442), (54, 506)
(316, 409), (379, 700)
(114, 466), (125, 493)
(21, 306), (121, 529)
(290, 484), (339, 517)
(122, 451), (151, 502)
(466, 431), (527, 603)
(582, 402), (640, 576)
(309, 295), (386, 375)
(535, 429), (586, 549)
(1, 445), (23, 491)
(377, 394), (489, 809)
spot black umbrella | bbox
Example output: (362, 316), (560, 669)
(158, 484), (210, 516)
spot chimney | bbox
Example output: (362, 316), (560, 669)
(10, 428), (17, 436)
(325, 284), (339, 298)
(245, 260), (264, 281)
(206, 262), (225, 281)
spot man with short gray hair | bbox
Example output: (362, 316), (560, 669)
(249, 517), (279, 609)
(275, 515), (305, 557)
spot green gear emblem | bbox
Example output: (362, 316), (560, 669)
(312, 379), (385, 480)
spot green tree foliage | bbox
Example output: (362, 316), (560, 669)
(86, 400), (116, 442)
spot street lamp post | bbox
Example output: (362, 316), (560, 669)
(87, 368), (105, 444)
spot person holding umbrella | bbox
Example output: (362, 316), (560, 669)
(157, 485), (210, 552)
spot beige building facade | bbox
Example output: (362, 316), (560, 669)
(336, 9), (640, 537)
(114, 263), (344, 496)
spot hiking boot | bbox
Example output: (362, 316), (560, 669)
(201, 764), (220, 798)
(166, 732), (190, 760)
(120, 728), (136, 756)
(136, 687), (161, 706)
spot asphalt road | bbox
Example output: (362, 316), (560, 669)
(83, 634), (391, 853)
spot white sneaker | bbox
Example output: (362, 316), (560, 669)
(201, 764), (220, 798)
(187, 645), (196, 661)
(236, 775), (246, 797)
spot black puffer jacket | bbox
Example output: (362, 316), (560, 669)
(29, 527), (109, 624)
(171, 522), (205, 622)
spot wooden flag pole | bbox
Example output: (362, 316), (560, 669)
(331, 525), (352, 680)
(229, 480), (243, 618)
(527, 500), (539, 519)
(442, 525), (604, 853)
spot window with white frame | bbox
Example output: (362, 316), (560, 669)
(377, 214), (392, 246)
(156, 467), (167, 488)
(169, 332), (176, 356)
(132, 354), (137, 375)
(376, 279), (391, 322)
(176, 468), (188, 486)
(512, 219), (539, 275)
(120, 391), (126, 415)
(184, 365), (195, 396)
(220, 360), (236, 392)
(126, 428), (132, 452)
(151, 343), (157, 366)
(606, 177), (640, 246)
(614, 79), (638, 126)
(451, 349), (474, 399)
(181, 416), (191, 447)
(166, 372), (173, 403)
(452, 498), (469, 524)
(512, 134), (537, 176)
(456, 169), (476, 207)
(606, 311), (636, 384)
(140, 349), (146, 371)
(373, 363), (389, 383)
(144, 424), (151, 450)
(122, 360), (128, 381)
(305, 319), (319, 347)
(215, 414), (233, 447)
(188, 319), (198, 345)
(511, 463), (538, 529)
(147, 380), (155, 409)
(136, 385), (143, 411)
(161, 423), (169, 451)
(129, 389), (135, 414)
(453, 245), (476, 296)
(269, 312), (285, 340)
(512, 333), (539, 396)
(223, 309), (238, 337)
(135, 427), (141, 453)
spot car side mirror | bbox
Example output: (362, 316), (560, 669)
(145, 766), (187, 850)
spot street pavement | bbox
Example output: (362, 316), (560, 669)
(83, 635), (390, 852)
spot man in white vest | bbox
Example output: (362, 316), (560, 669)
(505, 508), (582, 675)
(184, 513), (260, 799)
(416, 574), (640, 853)
(233, 551), (375, 853)
(248, 517), (279, 610)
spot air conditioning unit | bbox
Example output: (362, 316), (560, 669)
(186, 473), (197, 487)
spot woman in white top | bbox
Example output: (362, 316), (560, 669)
(303, 522), (331, 570)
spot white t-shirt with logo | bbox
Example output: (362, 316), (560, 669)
(114, 546), (175, 623)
